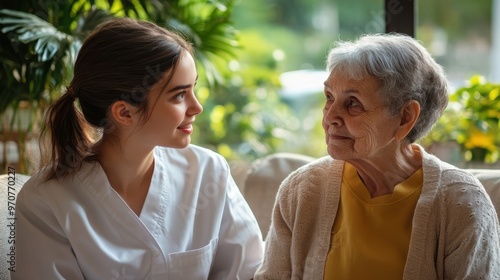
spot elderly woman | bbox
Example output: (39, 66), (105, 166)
(254, 33), (500, 279)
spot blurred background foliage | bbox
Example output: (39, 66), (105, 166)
(0, 0), (498, 174)
(421, 75), (500, 164)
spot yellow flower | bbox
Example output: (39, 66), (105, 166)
(464, 127), (497, 151)
(468, 75), (486, 86)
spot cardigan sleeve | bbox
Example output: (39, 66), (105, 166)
(254, 176), (295, 280)
(440, 170), (500, 278)
(254, 157), (340, 280)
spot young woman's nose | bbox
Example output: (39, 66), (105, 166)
(188, 94), (203, 116)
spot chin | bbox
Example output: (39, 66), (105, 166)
(158, 139), (191, 149)
(179, 142), (191, 149)
(327, 151), (338, 159)
(177, 138), (192, 149)
(171, 142), (190, 149)
(327, 146), (349, 160)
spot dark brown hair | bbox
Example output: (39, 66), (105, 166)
(40, 18), (193, 180)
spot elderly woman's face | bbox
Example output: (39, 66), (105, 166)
(322, 71), (401, 161)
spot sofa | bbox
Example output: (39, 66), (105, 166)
(0, 153), (499, 279)
(238, 153), (500, 239)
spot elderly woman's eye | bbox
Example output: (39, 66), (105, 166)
(347, 98), (359, 107)
(346, 98), (364, 114)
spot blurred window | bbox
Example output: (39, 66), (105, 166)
(417, 0), (498, 86)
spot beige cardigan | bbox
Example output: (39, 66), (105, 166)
(254, 145), (500, 279)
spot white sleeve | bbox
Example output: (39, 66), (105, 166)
(11, 186), (85, 280)
(209, 170), (264, 280)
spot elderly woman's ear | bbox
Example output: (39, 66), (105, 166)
(395, 100), (420, 141)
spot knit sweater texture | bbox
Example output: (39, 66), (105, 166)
(254, 145), (500, 280)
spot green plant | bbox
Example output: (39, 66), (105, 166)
(453, 75), (500, 163)
(190, 28), (300, 161)
(0, 4), (111, 115)
(0, 1), (113, 172)
(422, 75), (500, 163)
(0, 0), (245, 173)
(1, 0), (304, 173)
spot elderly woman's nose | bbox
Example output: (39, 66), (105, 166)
(324, 103), (343, 126)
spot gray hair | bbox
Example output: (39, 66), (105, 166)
(326, 33), (449, 143)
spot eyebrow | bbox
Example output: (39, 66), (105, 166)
(165, 75), (199, 93)
(323, 82), (360, 95)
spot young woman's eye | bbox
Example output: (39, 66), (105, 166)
(173, 91), (186, 101)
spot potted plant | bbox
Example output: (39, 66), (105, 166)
(452, 75), (500, 164)
(422, 75), (500, 166)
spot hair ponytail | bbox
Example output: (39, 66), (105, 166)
(40, 87), (94, 181)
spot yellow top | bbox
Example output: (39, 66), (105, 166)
(324, 163), (423, 279)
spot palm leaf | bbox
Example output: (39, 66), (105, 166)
(116, 0), (239, 86)
(74, 7), (114, 37)
(0, 10), (71, 62)
(0, 7), (112, 116)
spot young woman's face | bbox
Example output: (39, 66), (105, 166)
(322, 70), (401, 161)
(137, 51), (202, 149)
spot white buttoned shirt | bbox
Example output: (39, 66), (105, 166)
(12, 145), (263, 280)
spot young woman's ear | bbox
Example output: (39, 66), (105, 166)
(395, 100), (420, 140)
(109, 101), (138, 126)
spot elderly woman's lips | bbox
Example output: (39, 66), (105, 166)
(328, 134), (350, 140)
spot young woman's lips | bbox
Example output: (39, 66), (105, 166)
(177, 123), (193, 134)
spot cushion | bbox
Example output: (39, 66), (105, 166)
(243, 153), (315, 238)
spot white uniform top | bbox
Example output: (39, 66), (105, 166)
(12, 145), (264, 280)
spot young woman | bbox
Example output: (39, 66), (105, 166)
(12, 18), (263, 280)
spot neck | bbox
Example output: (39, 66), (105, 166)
(95, 138), (155, 195)
(349, 144), (422, 198)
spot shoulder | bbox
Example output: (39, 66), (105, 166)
(18, 162), (101, 208)
(422, 151), (495, 216)
(277, 156), (341, 202)
(423, 151), (483, 191)
(154, 145), (229, 173)
(16, 168), (74, 220)
(156, 144), (226, 162)
(439, 168), (491, 207)
(439, 168), (491, 212)
(284, 156), (339, 187)
(301, 155), (338, 174)
(20, 166), (69, 198)
(421, 148), (481, 188)
(272, 156), (342, 238)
